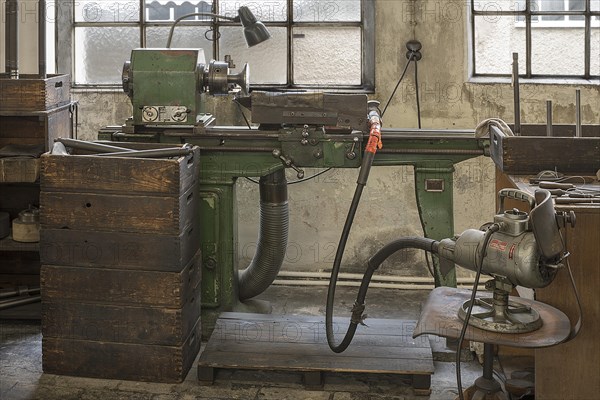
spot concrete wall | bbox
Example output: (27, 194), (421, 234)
(3, 0), (599, 278)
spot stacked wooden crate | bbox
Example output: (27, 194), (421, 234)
(39, 145), (202, 382)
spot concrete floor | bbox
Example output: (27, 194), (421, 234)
(0, 286), (523, 400)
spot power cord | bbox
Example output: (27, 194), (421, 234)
(456, 223), (500, 400)
(245, 168), (333, 185)
(381, 55), (413, 117)
(414, 58), (422, 129)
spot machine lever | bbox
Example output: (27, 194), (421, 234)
(272, 149), (305, 179)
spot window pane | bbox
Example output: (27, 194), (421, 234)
(593, 0), (600, 11)
(220, 0), (287, 21)
(74, 27), (139, 84)
(145, 0), (213, 22)
(46, 0), (57, 74)
(474, 16), (526, 74)
(293, 27), (361, 85)
(568, 0), (585, 11)
(294, 0), (361, 22)
(474, 0), (525, 11)
(538, 0), (565, 11)
(75, 1), (140, 23)
(532, 26), (585, 75)
(539, 0), (565, 20)
(219, 27), (287, 84)
(592, 30), (600, 76)
(146, 26), (214, 60)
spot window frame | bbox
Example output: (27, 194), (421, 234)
(470, 0), (600, 79)
(57, 0), (375, 91)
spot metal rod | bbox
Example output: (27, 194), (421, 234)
(93, 148), (193, 158)
(5, 0), (19, 78)
(576, 89), (582, 138)
(0, 286), (40, 299)
(546, 100), (553, 137)
(198, 146), (274, 153)
(166, 12), (237, 48)
(56, 138), (135, 153)
(0, 295), (41, 310)
(39, 0), (47, 78)
(512, 53), (521, 135)
(379, 148), (484, 156)
(555, 198), (600, 204)
(483, 343), (495, 380)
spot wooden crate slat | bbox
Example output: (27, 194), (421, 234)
(40, 227), (200, 271)
(205, 339), (432, 361)
(211, 318), (429, 346)
(199, 350), (433, 375)
(39, 185), (196, 235)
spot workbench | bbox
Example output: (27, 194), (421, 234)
(496, 171), (600, 399)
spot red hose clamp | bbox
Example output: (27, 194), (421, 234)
(365, 117), (382, 154)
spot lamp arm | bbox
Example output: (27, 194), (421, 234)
(166, 12), (240, 48)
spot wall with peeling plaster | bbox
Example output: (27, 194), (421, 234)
(5, 0), (597, 279)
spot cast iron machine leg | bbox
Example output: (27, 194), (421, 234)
(461, 343), (507, 400)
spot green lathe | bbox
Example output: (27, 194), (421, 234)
(101, 48), (490, 334)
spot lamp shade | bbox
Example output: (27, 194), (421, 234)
(238, 6), (271, 47)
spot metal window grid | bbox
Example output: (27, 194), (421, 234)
(69, 0), (375, 90)
(471, 0), (600, 79)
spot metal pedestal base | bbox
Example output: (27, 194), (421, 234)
(457, 343), (508, 400)
(458, 291), (542, 334)
(461, 380), (509, 400)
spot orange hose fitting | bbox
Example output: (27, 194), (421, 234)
(365, 116), (382, 154)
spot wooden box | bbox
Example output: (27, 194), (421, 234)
(0, 103), (74, 150)
(0, 158), (40, 183)
(490, 125), (600, 174)
(0, 74), (71, 111)
(41, 251), (201, 308)
(41, 249), (202, 382)
(39, 146), (200, 236)
(40, 149), (197, 195)
(40, 186), (196, 235)
(42, 250), (201, 345)
(42, 318), (201, 382)
(40, 145), (203, 382)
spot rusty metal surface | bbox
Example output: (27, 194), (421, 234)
(413, 287), (571, 348)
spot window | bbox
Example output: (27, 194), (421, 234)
(471, 0), (600, 79)
(62, 0), (374, 89)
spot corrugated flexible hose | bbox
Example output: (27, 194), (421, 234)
(238, 169), (289, 301)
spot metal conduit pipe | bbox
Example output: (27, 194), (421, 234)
(5, 0), (19, 78)
(238, 169), (289, 301)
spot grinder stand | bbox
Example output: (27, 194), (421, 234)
(461, 343), (507, 400)
(413, 287), (571, 400)
(458, 279), (542, 334)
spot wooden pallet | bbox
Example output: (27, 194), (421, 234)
(197, 313), (434, 395)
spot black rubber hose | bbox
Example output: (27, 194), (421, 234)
(326, 214), (439, 352)
(325, 150), (372, 353)
(238, 170), (289, 301)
